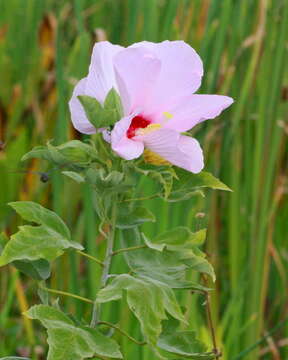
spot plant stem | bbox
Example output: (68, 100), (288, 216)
(121, 193), (159, 202)
(100, 202), (118, 287)
(77, 250), (104, 267)
(205, 291), (221, 358)
(39, 285), (93, 304)
(90, 200), (118, 327)
(98, 321), (147, 346)
(112, 244), (147, 256)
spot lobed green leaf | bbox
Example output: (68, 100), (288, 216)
(167, 170), (231, 202)
(125, 247), (211, 290)
(12, 259), (51, 280)
(135, 165), (176, 199)
(97, 274), (186, 345)
(22, 140), (99, 169)
(0, 202), (83, 266)
(157, 330), (216, 359)
(154, 227), (207, 247)
(143, 228), (215, 281)
(25, 305), (123, 360)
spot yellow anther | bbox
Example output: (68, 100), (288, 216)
(136, 123), (162, 136)
(163, 111), (173, 119)
(144, 149), (171, 166)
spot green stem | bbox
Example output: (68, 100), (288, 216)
(205, 291), (221, 358)
(97, 133), (112, 165)
(77, 250), (104, 267)
(121, 194), (159, 202)
(112, 245), (147, 256)
(98, 321), (147, 346)
(39, 285), (93, 304)
(90, 200), (118, 327)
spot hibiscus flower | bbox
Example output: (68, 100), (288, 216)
(69, 41), (233, 173)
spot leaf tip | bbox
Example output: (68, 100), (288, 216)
(21, 154), (28, 161)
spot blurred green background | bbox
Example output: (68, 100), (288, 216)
(0, 0), (287, 359)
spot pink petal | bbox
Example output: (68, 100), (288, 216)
(130, 41), (203, 116)
(143, 128), (204, 173)
(85, 41), (124, 103)
(102, 129), (111, 143)
(113, 47), (161, 115)
(68, 77), (96, 134)
(164, 94), (234, 132)
(177, 136), (204, 173)
(111, 115), (144, 160)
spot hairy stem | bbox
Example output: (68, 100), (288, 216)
(39, 284), (93, 304)
(90, 200), (117, 327)
(121, 193), (159, 202)
(77, 250), (104, 267)
(205, 291), (221, 358)
(112, 244), (147, 256)
(98, 321), (147, 345)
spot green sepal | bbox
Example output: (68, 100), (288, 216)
(78, 88), (123, 129)
(104, 88), (124, 119)
(78, 95), (107, 128)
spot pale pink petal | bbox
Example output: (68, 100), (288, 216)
(113, 47), (161, 115)
(68, 77), (96, 134)
(111, 115), (144, 160)
(177, 135), (204, 173)
(112, 137), (144, 160)
(142, 129), (204, 173)
(102, 129), (111, 143)
(164, 94), (234, 132)
(85, 41), (124, 103)
(130, 41), (203, 116)
(111, 115), (133, 144)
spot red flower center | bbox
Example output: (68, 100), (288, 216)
(126, 116), (151, 139)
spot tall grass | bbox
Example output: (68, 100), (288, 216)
(0, 0), (287, 359)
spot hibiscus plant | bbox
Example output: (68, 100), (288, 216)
(0, 41), (233, 360)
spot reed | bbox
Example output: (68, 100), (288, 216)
(0, 0), (287, 358)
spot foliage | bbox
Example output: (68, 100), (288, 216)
(0, 201), (82, 266)
(0, 128), (231, 358)
(97, 273), (185, 346)
(25, 305), (123, 360)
